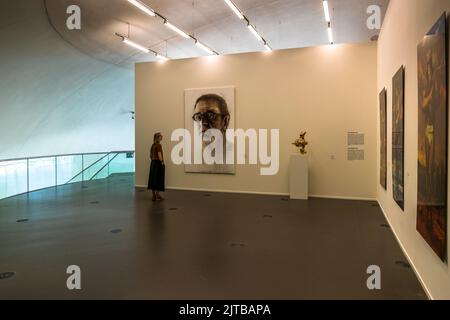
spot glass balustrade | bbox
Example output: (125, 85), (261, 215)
(0, 160), (27, 199)
(0, 151), (135, 200)
(109, 152), (135, 174)
(57, 155), (83, 185)
(29, 157), (56, 192)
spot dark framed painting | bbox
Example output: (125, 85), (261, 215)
(417, 13), (448, 261)
(392, 66), (405, 210)
(379, 88), (387, 190)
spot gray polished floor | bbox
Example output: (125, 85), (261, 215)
(0, 174), (426, 300)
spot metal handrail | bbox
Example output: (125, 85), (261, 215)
(0, 151), (135, 201)
(0, 151), (135, 163)
(89, 153), (120, 181)
(65, 153), (111, 185)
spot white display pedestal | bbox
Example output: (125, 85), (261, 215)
(289, 154), (309, 200)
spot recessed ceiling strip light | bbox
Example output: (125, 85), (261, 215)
(224, 0), (244, 20)
(127, 0), (156, 17)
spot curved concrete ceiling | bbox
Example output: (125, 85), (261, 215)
(44, 0), (389, 67)
(0, 0), (134, 159)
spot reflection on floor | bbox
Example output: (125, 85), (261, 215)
(0, 174), (426, 299)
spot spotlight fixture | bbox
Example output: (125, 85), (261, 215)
(323, 0), (330, 23)
(127, 0), (156, 17)
(223, 0), (244, 20)
(123, 38), (150, 53)
(196, 41), (215, 55)
(164, 21), (190, 39)
(248, 24), (263, 42)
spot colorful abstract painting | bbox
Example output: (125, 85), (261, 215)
(417, 13), (448, 261)
(392, 66), (405, 210)
(379, 88), (387, 190)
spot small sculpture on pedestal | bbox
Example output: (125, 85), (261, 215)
(292, 132), (308, 155)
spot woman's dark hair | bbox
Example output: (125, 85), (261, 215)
(195, 94), (229, 116)
(153, 132), (162, 143)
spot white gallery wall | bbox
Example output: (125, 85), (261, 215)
(136, 43), (377, 198)
(377, 0), (450, 299)
(0, 0), (134, 160)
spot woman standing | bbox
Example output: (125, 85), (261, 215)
(148, 132), (165, 201)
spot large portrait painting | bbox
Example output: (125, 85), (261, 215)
(379, 88), (387, 190)
(392, 66), (405, 210)
(417, 13), (448, 261)
(185, 86), (236, 174)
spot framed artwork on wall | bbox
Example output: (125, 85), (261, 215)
(379, 88), (387, 190)
(184, 86), (236, 175)
(417, 13), (448, 261)
(392, 66), (405, 210)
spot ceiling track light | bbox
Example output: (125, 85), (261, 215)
(223, 0), (244, 20)
(122, 38), (150, 53)
(327, 23), (334, 44)
(156, 54), (169, 61)
(222, 0), (273, 51)
(196, 41), (217, 55)
(116, 33), (170, 60)
(125, 2), (220, 56)
(323, 1), (333, 45)
(248, 24), (263, 43)
(127, 0), (156, 17)
(164, 20), (190, 39)
(323, 0), (330, 23)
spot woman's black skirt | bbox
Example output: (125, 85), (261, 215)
(148, 160), (165, 191)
